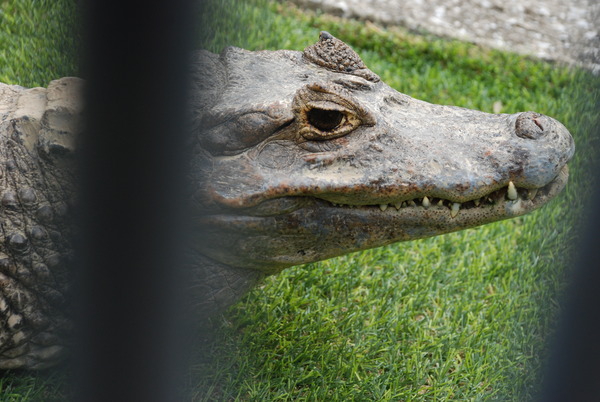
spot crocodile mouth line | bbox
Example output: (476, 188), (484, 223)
(322, 165), (569, 218)
(215, 165), (568, 219)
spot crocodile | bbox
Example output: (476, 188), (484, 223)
(0, 32), (574, 369)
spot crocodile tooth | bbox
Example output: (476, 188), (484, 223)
(379, 204), (388, 211)
(450, 202), (461, 218)
(474, 198), (481, 206)
(394, 202), (402, 210)
(527, 188), (538, 200)
(437, 199), (444, 207)
(422, 196), (430, 208)
(408, 200), (417, 207)
(507, 181), (518, 200)
(401, 202), (407, 208)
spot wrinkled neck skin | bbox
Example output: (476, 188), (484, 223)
(189, 33), (574, 288)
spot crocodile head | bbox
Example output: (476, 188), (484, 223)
(190, 32), (574, 275)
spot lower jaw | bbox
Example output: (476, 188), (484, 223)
(197, 166), (568, 273)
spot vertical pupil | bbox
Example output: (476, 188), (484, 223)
(307, 108), (343, 131)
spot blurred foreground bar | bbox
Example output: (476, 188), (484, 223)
(76, 1), (196, 400)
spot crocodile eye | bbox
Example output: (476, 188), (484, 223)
(298, 103), (359, 140)
(293, 82), (376, 141)
(307, 108), (344, 131)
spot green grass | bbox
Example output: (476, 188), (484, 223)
(2, 0), (599, 400)
(0, 0), (79, 87)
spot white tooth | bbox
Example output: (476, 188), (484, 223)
(451, 202), (461, 218)
(507, 181), (518, 200)
(437, 200), (444, 207)
(527, 188), (538, 200)
(379, 204), (388, 211)
(394, 202), (402, 210)
(422, 196), (430, 208)
(408, 200), (417, 207)
(474, 198), (480, 206)
(401, 202), (407, 208)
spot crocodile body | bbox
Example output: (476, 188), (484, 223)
(0, 33), (574, 369)
(0, 78), (80, 369)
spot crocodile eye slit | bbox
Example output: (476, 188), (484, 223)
(297, 104), (360, 141)
(306, 108), (344, 131)
(293, 82), (375, 142)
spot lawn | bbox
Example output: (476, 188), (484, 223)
(1, 0), (599, 400)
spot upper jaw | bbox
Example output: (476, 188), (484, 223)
(198, 96), (574, 219)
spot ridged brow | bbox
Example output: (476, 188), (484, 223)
(332, 77), (375, 92)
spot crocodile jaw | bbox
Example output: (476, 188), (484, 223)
(313, 164), (568, 220)
(196, 165), (568, 274)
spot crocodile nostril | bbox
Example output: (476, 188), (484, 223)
(515, 111), (545, 139)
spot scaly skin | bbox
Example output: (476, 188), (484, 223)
(0, 33), (574, 369)
(0, 78), (80, 369)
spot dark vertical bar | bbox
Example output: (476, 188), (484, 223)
(538, 125), (600, 400)
(76, 1), (195, 400)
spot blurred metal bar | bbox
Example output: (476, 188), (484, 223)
(76, 1), (196, 400)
